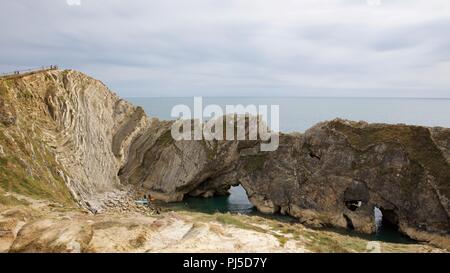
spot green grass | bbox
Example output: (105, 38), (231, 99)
(243, 153), (268, 172)
(0, 126), (74, 206)
(0, 80), (11, 95)
(214, 213), (293, 247)
(155, 129), (174, 146)
(215, 213), (266, 233)
(274, 234), (289, 246)
(303, 231), (350, 253)
(212, 213), (370, 251)
(178, 210), (438, 252)
(0, 192), (30, 206)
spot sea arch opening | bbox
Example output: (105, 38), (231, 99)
(166, 184), (255, 214)
(372, 206), (414, 243)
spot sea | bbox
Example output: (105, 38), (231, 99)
(127, 97), (450, 133)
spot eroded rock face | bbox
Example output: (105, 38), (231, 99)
(119, 119), (450, 248)
(119, 120), (242, 201)
(0, 83), (17, 126)
(1, 70), (449, 249)
(0, 70), (148, 211)
(242, 120), (450, 248)
(0, 201), (310, 253)
(44, 71), (150, 210)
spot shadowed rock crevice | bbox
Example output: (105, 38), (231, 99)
(343, 214), (355, 230)
(379, 207), (400, 231)
(343, 181), (369, 211)
(112, 106), (146, 157)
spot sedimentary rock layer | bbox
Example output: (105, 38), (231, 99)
(1, 69), (449, 249)
(120, 118), (450, 248)
(0, 70), (148, 211)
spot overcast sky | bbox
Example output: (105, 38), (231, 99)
(1, 0), (449, 97)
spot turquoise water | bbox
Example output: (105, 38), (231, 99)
(161, 185), (414, 244)
(162, 185), (255, 214)
(127, 97), (450, 132)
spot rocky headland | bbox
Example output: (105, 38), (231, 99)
(0, 69), (448, 252)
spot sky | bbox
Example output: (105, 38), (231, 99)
(0, 0), (449, 98)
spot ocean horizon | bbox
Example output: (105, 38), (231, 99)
(127, 96), (450, 133)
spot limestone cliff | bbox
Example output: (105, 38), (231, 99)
(1, 69), (449, 250)
(0, 70), (147, 211)
(119, 119), (450, 248)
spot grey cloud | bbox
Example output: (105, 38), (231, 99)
(0, 0), (449, 97)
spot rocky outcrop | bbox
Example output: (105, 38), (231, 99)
(44, 71), (150, 211)
(119, 119), (450, 249)
(118, 119), (242, 201)
(0, 198), (443, 253)
(0, 70), (147, 211)
(244, 120), (450, 248)
(1, 69), (449, 249)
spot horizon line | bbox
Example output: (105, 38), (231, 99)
(124, 95), (450, 100)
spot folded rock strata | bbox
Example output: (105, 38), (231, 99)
(1, 70), (449, 249)
(0, 70), (148, 211)
(120, 118), (450, 248)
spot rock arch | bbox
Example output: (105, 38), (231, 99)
(119, 119), (450, 249)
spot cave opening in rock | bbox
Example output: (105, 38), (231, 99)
(374, 207), (401, 233)
(343, 181), (368, 212)
(344, 200), (362, 211)
(372, 206), (413, 243)
(377, 207), (400, 231)
(225, 185), (255, 213)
